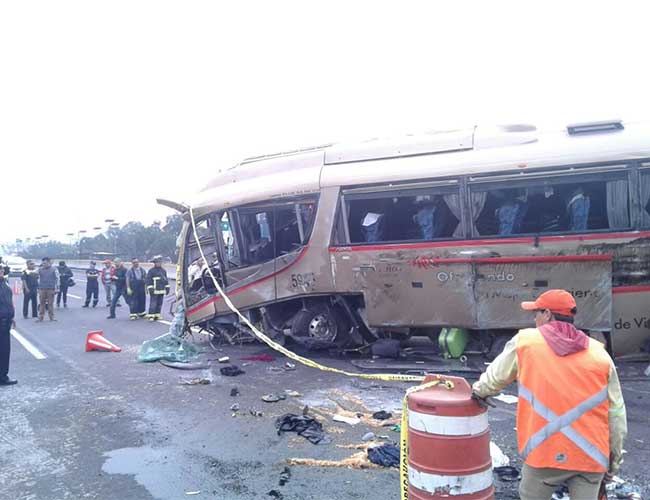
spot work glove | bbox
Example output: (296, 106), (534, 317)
(471, 392), (496, 409)
(127, 287), (133, 296)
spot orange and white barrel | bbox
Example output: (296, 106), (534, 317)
(407, 375), (494, 499)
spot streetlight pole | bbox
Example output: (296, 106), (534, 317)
(78, 230), (87, 259)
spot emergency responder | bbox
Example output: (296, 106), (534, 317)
(37, 257), (58, 322)
(100, 259), (114, 306)
(0, 265), (17, 386)
(472, 289), (627, 499)
(126, 258), (147, 320)
(21, 260), (39, 319)
(107, 259), (128, 319)
(82, 261), (99, 308)
(56, 261), (73, 308)
(146, 256), (169, 321)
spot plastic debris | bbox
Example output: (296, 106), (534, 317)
(159, 360), (209, 370)
(372, 410), (392, 420)
(284, 362), (296, 371)
(230, 403), (240, 412)
(262, 393), (287, 403)
(390, 424), (401, 432)
(362, 432), (376, 441)
(367, 443), (400, 467)
(179, 377), (210, 385)
(493, 393), (519, 405)
(218, 356), (230, 363)
(138, 332), (199, 363)
(276, 413), (329, 444)
(220, 365), (245, 377)
(284, 390), (302, 397)
(490, 441), (510, 467)
(185, 492), (201, 496)
(333, 415), (361, 425)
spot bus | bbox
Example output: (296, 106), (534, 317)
(160, 119), (650, 358)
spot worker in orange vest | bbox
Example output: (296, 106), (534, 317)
(472, 289), (627, 499)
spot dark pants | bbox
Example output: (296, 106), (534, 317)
(110, 286), (127, 317)
(0, 318), (11, 380)
(23, 289), (38, 318)
(129, 282), (146, 315)
(85, 280), (99, 307)
(56, 284), (69, 306)
(148, 294), (164, 315)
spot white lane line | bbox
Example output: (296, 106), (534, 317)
(67, 293), (82, 299)
(10, 329), (47, 360)
(158, 320), (172, 325)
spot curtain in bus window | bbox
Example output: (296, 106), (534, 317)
(641, 173), (650, 227)
(442, 194), (463, 237)
(605, 179), (630, 229)
(470, 191), (488, 235)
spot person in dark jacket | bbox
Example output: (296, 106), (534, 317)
(56, 261), (73, 308)
(146, 256), (170, 321)
(0, 265), (17, 386)
(21, 260), (39, 319)
(82, 261), (99, 308)
(107, 259), (128, 319)
(126, 258), (147, 320)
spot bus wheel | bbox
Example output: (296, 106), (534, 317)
(291, 303), (349, 347)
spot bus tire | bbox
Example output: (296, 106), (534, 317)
(291, 303), (350, 347)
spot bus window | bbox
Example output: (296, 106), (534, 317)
(275, 201), (317, 255)
(185, 217), (219, 304)
(642, 171), (650, 227)
(344, 187), (462, 244)
(470, 174), (630, 236)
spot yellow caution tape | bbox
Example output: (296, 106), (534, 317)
(188, 207), (451, 499)
(399, 376), (454, 500)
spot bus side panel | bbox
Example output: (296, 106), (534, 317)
(611, 289), (650, 355)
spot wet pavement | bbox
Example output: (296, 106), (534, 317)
(1, 271), (649, 499)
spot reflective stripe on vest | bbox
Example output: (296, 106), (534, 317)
(519, 382), (609, 470)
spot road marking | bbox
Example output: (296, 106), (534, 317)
(67, 293), (82, 299)
(10, 329), (47, 360)
(158, 320), (172, 325)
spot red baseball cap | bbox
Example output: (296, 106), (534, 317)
(521, 289), (577, 317)
(104, 259), (112, 264)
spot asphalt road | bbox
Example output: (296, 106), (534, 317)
(1, 270), (649, 499)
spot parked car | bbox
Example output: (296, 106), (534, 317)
(5, 255), (26, 276)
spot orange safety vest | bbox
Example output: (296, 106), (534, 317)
(516, 328), (610, 473)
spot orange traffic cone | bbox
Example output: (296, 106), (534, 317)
(85, 331), (122, 353)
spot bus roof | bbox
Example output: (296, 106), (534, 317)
(191, 119), (650, 216)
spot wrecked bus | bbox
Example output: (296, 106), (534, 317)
(161, 119), (650, 358)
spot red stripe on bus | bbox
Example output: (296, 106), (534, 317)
(328, 230), (650, 253)
(612, 285), (650, 294)
(411, 255), (612, 266)
(187, 245), (311, 316)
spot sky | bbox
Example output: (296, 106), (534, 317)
(1, 1), (650, 245)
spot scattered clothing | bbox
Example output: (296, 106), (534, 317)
(220, 365), (245, 377)
(241, 354), (275, 362)
(367, 443), (400, 467)
(372, 410), (392, 420)
(275, 413), (328, 445)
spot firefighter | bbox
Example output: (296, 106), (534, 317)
(21, 260), (39, 319)
(126, 258), (147, 320)
(82, 261), (99, 308)
(146, 256), (169, 321)
(472, 289), (627, 499)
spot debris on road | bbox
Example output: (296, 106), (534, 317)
(278, 466), (291, 486)
(185, 491), (201, 496)
(138, 332), (199, 363)
(159, 360), (210, 370)
(241, 354), (275, 362)
(367, 443), (400, 467)
(220, 365), (245, 377)
(179, 377), (210, 385)
(371, 410), (392, 420)
(490, 441), (510, 467)
(276, 413), (329, 444)
(284, 389), (301, 397)
(362, 432), (376, 441)
(284, 362), (296, 371)
(250, 410), (264, 417)
(494, 466), (519, 482)
(267, 490), (284, 499)
(217, 356), (230, 363)
(370, 338), (401, 359)
(333, 414), (360, 425)
(230, 403), (240, 412)
(493, 393), (519, 404)
(262, 393), (287, 403)
(230, 387), (240, 397)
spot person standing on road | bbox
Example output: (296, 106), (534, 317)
(82, 261), (99, 308)
(126, 258), (147, 320)
(107, 258), (127, 319)
(472, 289), (627, 499)
(37, 257), (58, 322)
(0, 266), (17, 386)
(100, 259), (115, 307)
(56, 261), (73, 308)
(21, 260), (39, 319)
(146, 256), (169, 321)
